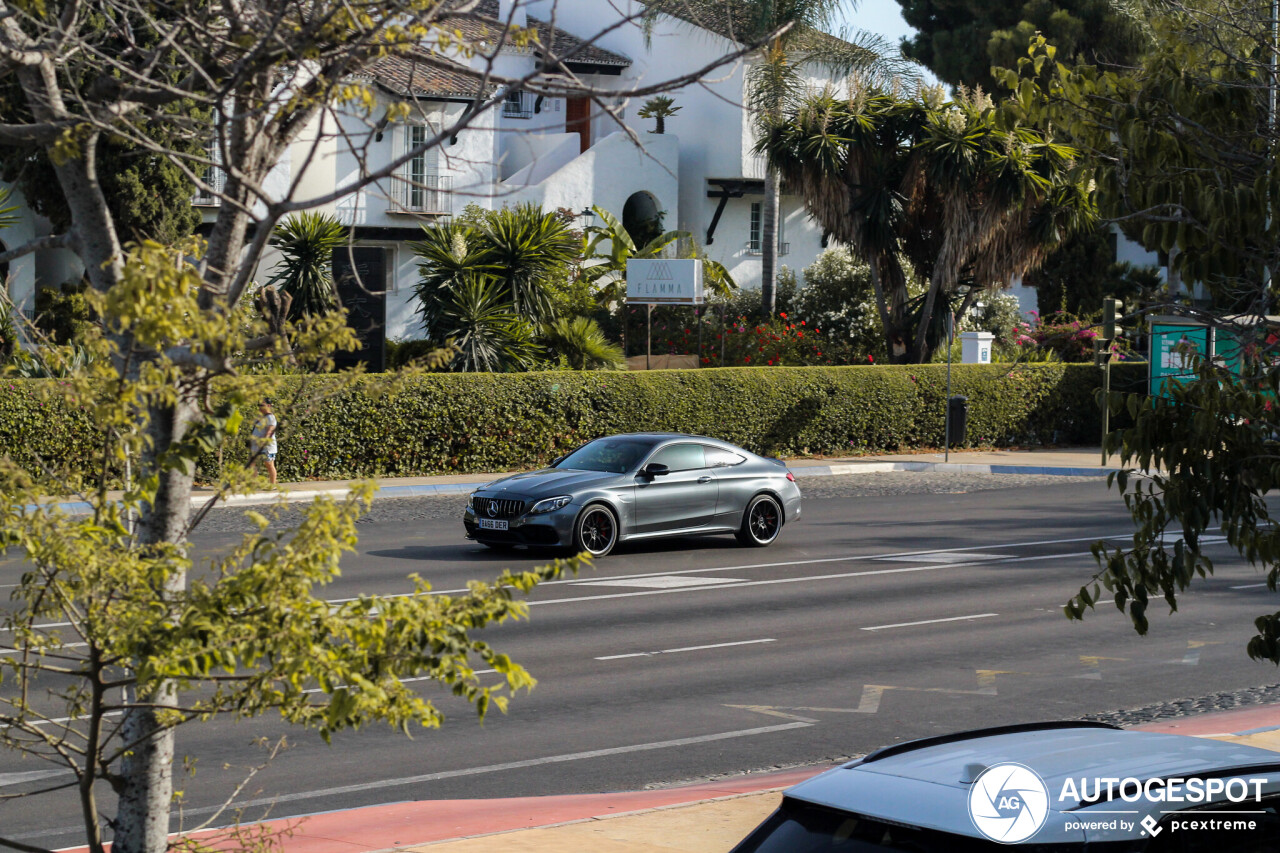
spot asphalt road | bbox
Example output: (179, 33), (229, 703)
(3, 472), (1279, 846)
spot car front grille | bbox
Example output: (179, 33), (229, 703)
(473, 497), (525, 519)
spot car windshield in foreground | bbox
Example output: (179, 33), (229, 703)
(555, 439), (654, 474)
(732, 800), (1134, 853)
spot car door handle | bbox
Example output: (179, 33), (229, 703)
(697, 476), (712, 484)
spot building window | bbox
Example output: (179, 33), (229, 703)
(747, 202), (788, 255)
(503, 90), (533, 119)
(391, 124), (451, 215)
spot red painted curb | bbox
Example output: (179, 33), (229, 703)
(1132, 704), (1280, 737)
(57, 766), (829, 853)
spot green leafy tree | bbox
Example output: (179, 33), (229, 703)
(0, 0), (760, 848)
(266, 212), (350, 321)
(896, 0), (1149, 91)
(995, 6), (1280, 661)
(763, 85), (1096, 363)
(0, 242), (583, 853)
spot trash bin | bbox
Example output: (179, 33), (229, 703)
(947, 395), (968, 448)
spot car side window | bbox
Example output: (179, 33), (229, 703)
(705, 446), (746, 468)
(649, 443), (706, 473)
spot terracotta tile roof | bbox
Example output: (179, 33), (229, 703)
(526, 16), (632, 68)
(436, 2), (631, 69)
(639, 0), (769, 44)
(366, 53), (493, 100)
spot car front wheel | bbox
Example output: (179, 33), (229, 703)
(573, 504), (618, 557)
(737, 494), (782, 547)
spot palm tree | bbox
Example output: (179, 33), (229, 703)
(739, 0), (913, 319)
(542, 316), (625, 369)
(439, 275), (543, 372)
(637, 95), (682, 134)
(265, 212), (349, 321)
(480, 204), (580, 323)
(762, 85), (1096, 362)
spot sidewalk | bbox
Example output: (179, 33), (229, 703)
(42, 447), (1118, 515)
(181, 703), (1280, 853)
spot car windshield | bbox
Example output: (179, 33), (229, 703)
(733, 800), (1116, 853)
(555, 438), (655, 474)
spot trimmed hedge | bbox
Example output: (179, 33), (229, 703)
(0, 363), (1147, 484)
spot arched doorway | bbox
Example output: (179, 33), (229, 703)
(622, 191), (663, 247)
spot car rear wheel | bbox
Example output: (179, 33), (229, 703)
(574, 504), (618, 557)
(736, 494), (781, 547)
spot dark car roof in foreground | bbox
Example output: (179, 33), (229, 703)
(785, 722), (1280, 843)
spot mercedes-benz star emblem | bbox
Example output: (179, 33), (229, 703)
(487, 502), (498, 518)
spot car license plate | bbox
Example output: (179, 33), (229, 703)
(478, 519), (508, 531)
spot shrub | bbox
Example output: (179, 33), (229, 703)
(1, 363), (1146, 485)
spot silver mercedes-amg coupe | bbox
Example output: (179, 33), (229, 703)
(463, 433), (802, 557)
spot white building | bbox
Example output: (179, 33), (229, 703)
(6, 0), (842, 361)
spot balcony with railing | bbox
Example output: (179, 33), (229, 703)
(387, 173), (452, 216)
(193, 166), (225, 206)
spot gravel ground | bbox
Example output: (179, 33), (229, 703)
(192, 471), (1104, 535)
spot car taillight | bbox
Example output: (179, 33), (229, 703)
(786, 471), (795, 482)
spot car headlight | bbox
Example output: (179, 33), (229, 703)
(529, 495), (572, 514)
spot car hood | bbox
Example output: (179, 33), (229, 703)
(478, 468), (623, 499)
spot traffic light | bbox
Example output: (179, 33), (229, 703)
(1093, 338), (1110, 367)
(1102, 297), (1122, 341)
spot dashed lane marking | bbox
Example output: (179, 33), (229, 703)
(861, 613), (999, 631)
(575, 575), (747, 589)
(877, 552), (1010, 565)
(595, 638), (776, 661)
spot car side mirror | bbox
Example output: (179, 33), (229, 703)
(641, 462), (670, 478)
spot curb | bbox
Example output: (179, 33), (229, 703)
(38, 459), (1114, 516)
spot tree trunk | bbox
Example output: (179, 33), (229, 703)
(760, 167), (781, 319)
(870, 251), (912, 364)
(114, 398), (197, 853)
(912, 273), (946, 363)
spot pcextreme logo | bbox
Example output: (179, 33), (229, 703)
(968, 763), (1051, 844)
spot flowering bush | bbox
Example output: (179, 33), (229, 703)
(716, 313), (832, 366)
(1010, 311), (1117, 363)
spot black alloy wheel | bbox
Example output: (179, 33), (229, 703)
(574, 504), (618, 557)
(737, 494), (781, 547)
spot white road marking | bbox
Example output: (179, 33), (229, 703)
(577, 575), (746, 589)
(325, 532), (1143, 603)
(861, 613), (999, 631)
(528, 551), (1075, 607)
(596, 638), (776, 661)
(146, 722), (814, 818)
(2, 711), (123, 730)
(300, 671), (497, 695)
(1232, 583), (1269, 589)
(0, 643), (86, 656)
(0, 769), (67, 787)
(877, 553), (1009, 564)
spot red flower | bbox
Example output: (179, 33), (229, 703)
(744, 356), (752, 363)
(800, 320), (806, 326)
(816, 352), (822, 356)
(702, 357), (711, 364)
(867, 355), (874, 363)
(780, 312), (788, 319)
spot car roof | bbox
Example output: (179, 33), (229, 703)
(786, 722), (1280, 842)
(609, 432), (738, 447)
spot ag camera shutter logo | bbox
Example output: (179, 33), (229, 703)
(968, 763), (1051, 843)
